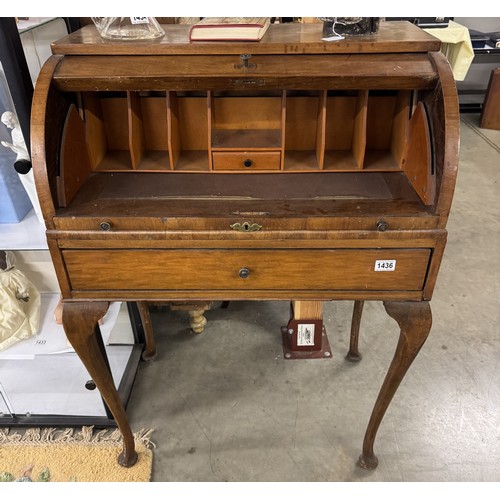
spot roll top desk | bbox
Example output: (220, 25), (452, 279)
(31, 22), (459, 469)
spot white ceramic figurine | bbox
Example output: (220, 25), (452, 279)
(1, 111), (44, 223)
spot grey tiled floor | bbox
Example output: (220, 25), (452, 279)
(127, 114), (500, 483)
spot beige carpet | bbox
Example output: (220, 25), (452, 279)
(0, 426), (154, 482)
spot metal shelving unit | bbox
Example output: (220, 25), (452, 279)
(0, 17), (146, 428)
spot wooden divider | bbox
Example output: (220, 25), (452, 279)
(127, 91), (145, 169)
(75, 89), (430, 201)
(83, 92), (107, 170)
(353, 89), (369, 169)
(167, 91), (180, 170)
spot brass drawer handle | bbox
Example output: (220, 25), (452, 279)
(230, 221), (262, 232)
(376, 219), (389, 232)
(234, 53), (256, 70)
(239, 268), (250, 279)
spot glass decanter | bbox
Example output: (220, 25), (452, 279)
(91, 17), (165, 40)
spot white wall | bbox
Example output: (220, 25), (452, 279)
(454, 17), (500, 32)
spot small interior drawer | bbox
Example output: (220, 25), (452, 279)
(212, 151), (281, 171)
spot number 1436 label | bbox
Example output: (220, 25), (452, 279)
(374, 260), (396, 271)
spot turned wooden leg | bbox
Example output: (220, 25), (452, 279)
(168, 301), (212, 334)
(137, 301), (156, 360)
(188, 308), (208, 334)
(346, 300), (364, 362)
(358, 300), (432, 470)
(62, 301), (138, 467)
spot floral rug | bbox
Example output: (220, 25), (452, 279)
(0, 426), (154, 482)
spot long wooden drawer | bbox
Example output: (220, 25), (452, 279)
(63, 248), (431, 291)
(212, 151), (281, 171)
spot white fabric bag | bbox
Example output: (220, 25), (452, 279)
(0, 251), (40, 351)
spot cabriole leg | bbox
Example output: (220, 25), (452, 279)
(137, 301), (156, 360)
(358, 301), (432, 470)
(346, 300), (364, 362)
(62, 301), (138, 467)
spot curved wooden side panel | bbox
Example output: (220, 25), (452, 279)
(31, 55), (68, 229)
(425, 51), (460, 225)
(58, 104), (92, 206)
(402, 102), (434, 205)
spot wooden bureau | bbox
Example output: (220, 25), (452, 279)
(31, 21), (459, 469)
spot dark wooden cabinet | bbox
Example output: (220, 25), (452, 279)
(31, 22), (459, 469)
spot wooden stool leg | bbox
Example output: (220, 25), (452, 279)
(137, 301), (156, 360)
(292, 300), (323, 321)
(282, 301), (332, 359)
(168, 301), (212, 334)
(63, 301), (138, 468)
(188, 308), (208, 334)
(358, 301), (432, 470)
(346, 300), (364, 362)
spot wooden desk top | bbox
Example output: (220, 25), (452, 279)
(50, 21), (441, 56)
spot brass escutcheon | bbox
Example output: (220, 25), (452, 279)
(230, 221), (263, 232)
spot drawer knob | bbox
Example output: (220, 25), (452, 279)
(85, 380), (97, 390)
(239, 267), (250, 279)
(377, 219), (389, 232)
(234, 53), (256, 70)
(243, 159), (253, 168)
(100, 220), (112, 231)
